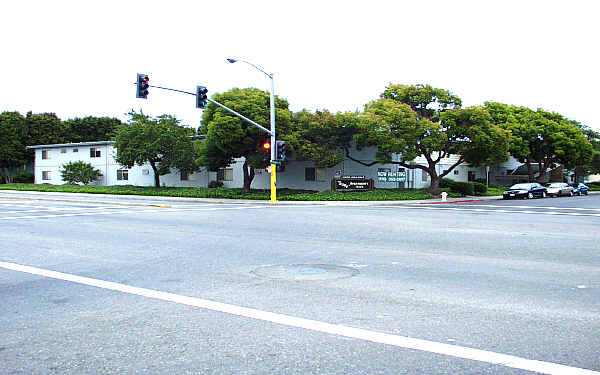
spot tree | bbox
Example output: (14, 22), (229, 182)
(62, 116), (121, 143)
(25, 112), (65, 164)
(197, 88), (292, 192)
(573, 125), (600, 181)
(485, 102), (594, 182)
(354, 95), (509, 196)
(381, 83), (462, 122)
(114, 113), (198, 187)
(287, 109), (360, 168)
(0, 112), (28, 183)
(60, 161), (103, 185)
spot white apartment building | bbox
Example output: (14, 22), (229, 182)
(28, 141), (210, 187)
(29, 141), (515, 190)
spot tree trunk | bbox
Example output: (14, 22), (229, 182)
(428, 170), (441, 197)
(1, 168), (11, 184)
(241, 160), (255, 193)
(149, 160), (160, 187)
(526, 160), (534, 182)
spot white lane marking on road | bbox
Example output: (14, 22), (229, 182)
(464, 204), (600, 212)
(0, 261), (597, 375)
(0, 205), (267, 220)
(0, 206), (128, 214)
(380, 205), (600, 217)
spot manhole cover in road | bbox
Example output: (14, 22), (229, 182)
(251, 264), (359, 281)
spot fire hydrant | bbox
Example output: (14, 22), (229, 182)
(441, 192), (448, 202)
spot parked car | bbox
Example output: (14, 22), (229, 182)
(570, 183), (589, 196)
(502, 183), (547, 199)
(544, 182), (573, 197)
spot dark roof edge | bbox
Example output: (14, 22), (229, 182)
(27, 141), (115, 149)
(27, 135), (205, 150)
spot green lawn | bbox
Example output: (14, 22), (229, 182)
(485, 186), (505, 196)
(0, 183), (442, 201)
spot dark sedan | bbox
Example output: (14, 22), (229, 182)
(502, 183), (547, 199)
(570, 183), (590, 196)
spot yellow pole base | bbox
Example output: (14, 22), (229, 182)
(269, 163), (278, 203)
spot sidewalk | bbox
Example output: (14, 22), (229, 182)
(0, 189), (503, 207)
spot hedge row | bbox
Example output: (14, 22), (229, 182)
(440, 178), (487, 196)
(0, 183), (437, 201)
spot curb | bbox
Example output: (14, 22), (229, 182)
(0, 189), (504, 207)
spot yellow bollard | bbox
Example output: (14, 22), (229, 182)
(269, 163), (278, 203)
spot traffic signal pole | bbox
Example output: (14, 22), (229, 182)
(205, 98), (272, 136)
(136, 72), (278, 203)
(269, 73), (277, 203)
(134, 78), (272, 136)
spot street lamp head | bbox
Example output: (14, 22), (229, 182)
(226, 58), (237, 64)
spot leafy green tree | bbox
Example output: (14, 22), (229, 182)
(0, 111), (28, 183)
(287, 109), (360, 168)
(60, 161), (103, 185)
(485, 102), (593, 182)
(381, 83), (462, 122)
(25, 112), (65, 164)
(572, 125), (600, 181)
(114, 113), (197, 187)
(355, 95), (509, 196)
(197, 88), (292, 192)
(62, 116), (121, 143)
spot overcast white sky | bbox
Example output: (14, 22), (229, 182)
(1, 0), (598, 131)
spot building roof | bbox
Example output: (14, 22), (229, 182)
(26, 141), (115, 150)
(26, 135), (204, 150)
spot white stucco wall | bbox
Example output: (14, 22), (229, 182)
(31, 141), (517, 190)
(32, 142), (210, 187)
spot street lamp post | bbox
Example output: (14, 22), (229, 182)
(227, 58), (277, 203)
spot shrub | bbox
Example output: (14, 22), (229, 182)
(440, 178), (483, 196)
(472, 182), (487, 195)
(60, 161), (103, 185)
(208, 180), (224, 188)
(12, 171), (34, 183)
(452, 181), (474, 196)
(440, 178), (457, 190)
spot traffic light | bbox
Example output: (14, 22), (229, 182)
(276, 140), (286, 161)
(261, 141), (271, 164)
(136, 73), (149, 99)
(196, 86), (208, 109)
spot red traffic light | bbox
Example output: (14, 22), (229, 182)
(136, 73), (150, 99)
(262, 142), (271, 150)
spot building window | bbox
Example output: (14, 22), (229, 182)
(421, 170), (428, 182)
(468, 171), (476, 181)
(217, 168), (233, 181)
(61, 148), (67, 153)
(117, 169), (129, 181)
(180, 171), (189, 181)
(42, 171), (52, 180)
(42, 150), (50, 159)
(73, 148), (78, 153)
(90, 148), (101, 158)
(454, 170), (459, 175)
(305, 167), (316, 181)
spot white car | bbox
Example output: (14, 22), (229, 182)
(544, 182), (573, 197)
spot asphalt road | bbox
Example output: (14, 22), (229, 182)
(0, 192), (599, 374)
